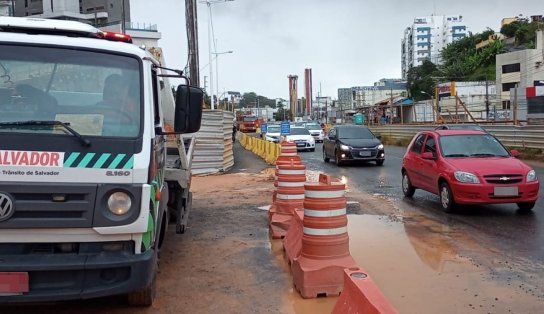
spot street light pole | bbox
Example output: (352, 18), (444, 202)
(206, 2), (214, 109)
(212, 50), (233, 109)
(201, 0), (234, 109)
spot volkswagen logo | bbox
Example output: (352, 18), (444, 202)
(0, 192), (15, 222)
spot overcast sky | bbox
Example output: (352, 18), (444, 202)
(131, 0), (543, 100)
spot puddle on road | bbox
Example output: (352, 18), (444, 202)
(347, 214), (543, 314)
(272, 214), (542, 313)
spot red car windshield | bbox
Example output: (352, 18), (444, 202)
(439, 134), (510, 157)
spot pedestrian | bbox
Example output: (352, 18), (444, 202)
(232, 122), (237, 142)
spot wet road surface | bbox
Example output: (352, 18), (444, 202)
(299, 143), (544, 313)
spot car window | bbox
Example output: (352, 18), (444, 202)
(306, 124), (321, 130)
(289, 127), (310, 135)
(440, 134), (510, 157)
(267, 126), (280, 133)
(411, 134), (426, 154)
(337, 127), (374, 139)
(424, 136), (436, 155)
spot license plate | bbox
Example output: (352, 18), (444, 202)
(296, 143), (305, 147)
(494, 186), (518, 196)
(0, 272), (29, 295)
(359, 151), (371, 157)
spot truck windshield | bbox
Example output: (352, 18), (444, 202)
(0, 44), (141, 138)
(243, 116), (256, 122)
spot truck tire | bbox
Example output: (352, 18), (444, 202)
(128, 250), (158, 306)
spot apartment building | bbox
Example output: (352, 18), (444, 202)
(401, 15), (467, 79)
(495, 30), (544, 123)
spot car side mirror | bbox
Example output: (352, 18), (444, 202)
(421, 152), (436, 160)
(376, 134), (382, 140)
(174, 85), (203, 133)
(510, 149), (520, 158)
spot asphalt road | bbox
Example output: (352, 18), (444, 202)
(299, 143), (544, 299)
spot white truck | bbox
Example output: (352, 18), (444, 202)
(0, 17), (202, 306)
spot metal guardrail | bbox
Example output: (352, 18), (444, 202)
(369, 125), (544, 150)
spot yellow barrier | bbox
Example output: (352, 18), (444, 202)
(238, 134), (281, 165)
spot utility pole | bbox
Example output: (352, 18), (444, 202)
(185, 0), (200, 87)
(485, 77), (490, 120)
(389, 87), (393, 124)
(121, 0), (126, 34)
(513, 83), (518, 125)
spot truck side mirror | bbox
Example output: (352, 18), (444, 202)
(174, 85), (203, 133)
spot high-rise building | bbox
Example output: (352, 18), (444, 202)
(401, 15), (467, 79)
(13, 0), (129, 27)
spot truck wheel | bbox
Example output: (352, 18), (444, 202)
(128, 251), (157, 306)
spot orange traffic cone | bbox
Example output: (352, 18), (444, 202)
(276, 142), (301, 166)
(291, 173), (357, 298)
(269, 164), (306, 239)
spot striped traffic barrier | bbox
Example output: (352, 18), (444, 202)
(276, 142), (301, 166)
(332, 268), (398, 314)
(269, 163), (306, 239)
(291, 173), (357, 298)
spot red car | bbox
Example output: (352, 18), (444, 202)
(402, 129), (539, 212)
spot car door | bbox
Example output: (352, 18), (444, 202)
(404, 133), (426, 188)
(324, 127), (336, 158)
(418, 134), (440, 193)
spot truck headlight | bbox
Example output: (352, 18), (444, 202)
(107, 192), (132, 215)
(340, 144), (350, 151)
(454, 171), (480, 183)
(527, 170), (537, 182)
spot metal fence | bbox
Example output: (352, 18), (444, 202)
(190, 110), (234, 175)
(369, 124), (544, 150)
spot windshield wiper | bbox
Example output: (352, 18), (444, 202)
(0, 120), (91, 147)
(444, 153), (469, 157)
(470, 153), (497, 157)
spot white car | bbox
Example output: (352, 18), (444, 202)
(305, 123), (324, 142)
(284, 127), (315, 152)
(263, 124), (281, 143)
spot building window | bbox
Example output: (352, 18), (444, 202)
(502, 63), (521, 74)
(502, 100), (511, 110)
(502, 82), (517, 92)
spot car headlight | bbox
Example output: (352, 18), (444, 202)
(454, 171), (480, 183)
(377, 144), (384, 150)
(340, 144), (350, 151)
(309, 138), (315, 144)
(107, 192), (132, 215)
(527, 170), (537, 182)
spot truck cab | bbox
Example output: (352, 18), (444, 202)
(0, 17), (202, 306)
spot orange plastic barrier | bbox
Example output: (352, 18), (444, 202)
(291, 174), (357, 298)
(283, 208), (304, 265)
(332, 268), (398, 314)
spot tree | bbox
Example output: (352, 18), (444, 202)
(406, 60), (441, 101)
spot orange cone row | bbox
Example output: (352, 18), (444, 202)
(269, 143), (397, 311)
